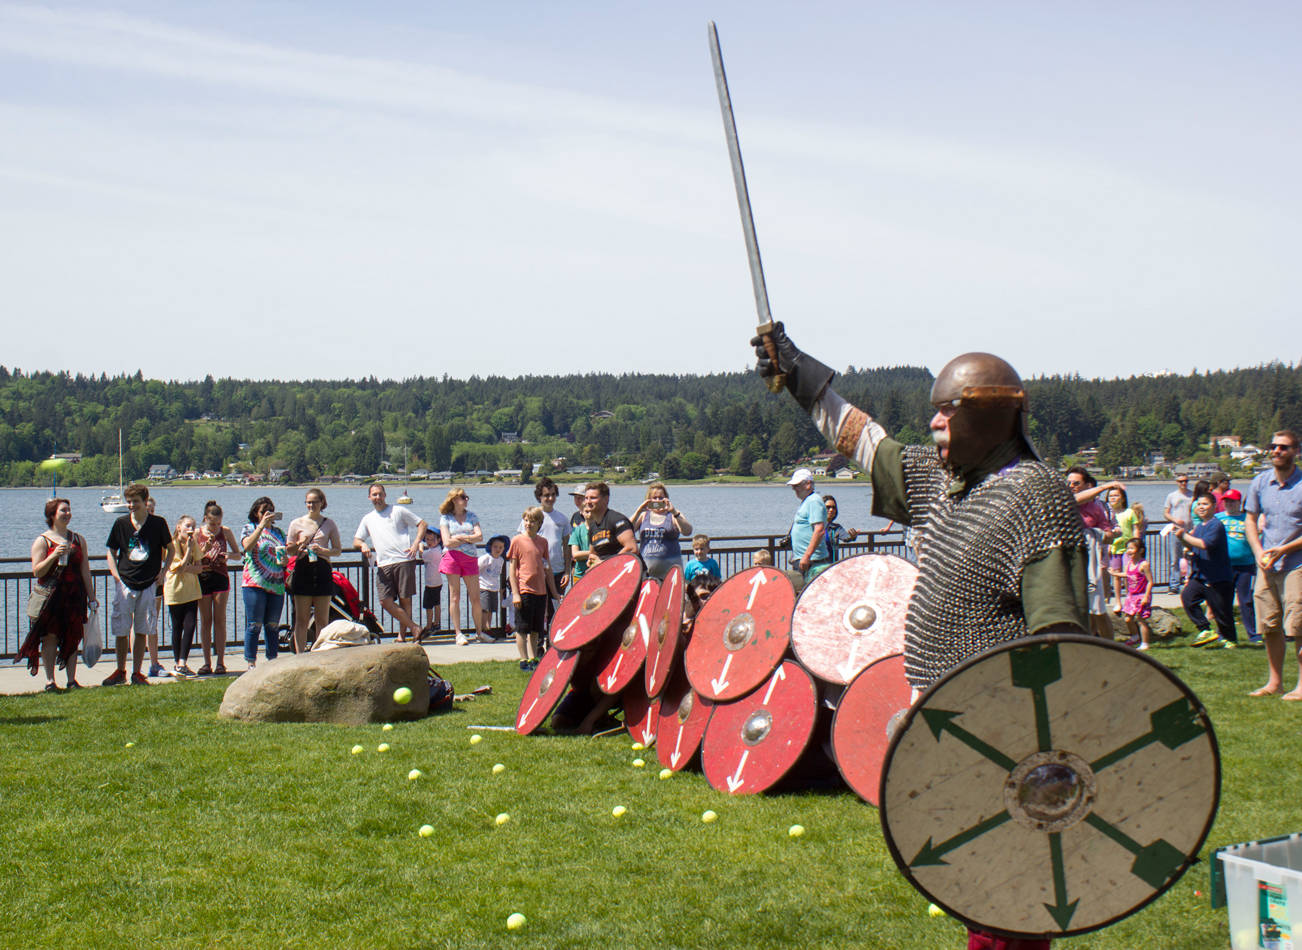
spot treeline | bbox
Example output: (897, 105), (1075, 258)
(0, 362), (1298, 486)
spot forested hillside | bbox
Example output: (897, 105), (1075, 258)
(0, 362), (1297, 485)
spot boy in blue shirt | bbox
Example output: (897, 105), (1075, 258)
(684, 534), (722, 583)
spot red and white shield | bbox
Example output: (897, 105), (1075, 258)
(831, 653), (911, 806)
(791, 554), (916, 685)
(700, 660), (817, 795)
(593, 578), (658, 696)
(551, 554), (643, 650)
(515, 648), (581, 735)
(655, 670), (714, 772)
(686, 566), (795, 702)
(644, 566), (686, 699)
(622, 676), (660, 748)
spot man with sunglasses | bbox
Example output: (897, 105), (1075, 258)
(1246, 430), (1302, 698)
(1164, 473), (1194, 592)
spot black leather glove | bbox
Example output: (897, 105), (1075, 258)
(750, 321), (835, 412)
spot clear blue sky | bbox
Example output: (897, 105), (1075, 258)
(4, 1), (1299, 381)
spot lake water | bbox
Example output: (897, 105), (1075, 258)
(0, 477), (1233, 561)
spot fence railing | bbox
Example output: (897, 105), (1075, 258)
(1, 526), (1182, 660)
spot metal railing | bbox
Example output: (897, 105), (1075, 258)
(1, 526), (1183, 660)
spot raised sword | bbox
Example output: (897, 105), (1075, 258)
(708, 21), (784, 394)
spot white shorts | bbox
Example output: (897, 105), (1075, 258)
(112, 581), (159, 639)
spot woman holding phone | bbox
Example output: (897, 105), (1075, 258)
(239, 496), (286, 671)
(629, 482), (693, 580)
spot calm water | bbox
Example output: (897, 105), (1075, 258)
(0, 478), (1236, 561)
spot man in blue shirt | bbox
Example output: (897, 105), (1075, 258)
(1246, 430), (1302, 698)
(787, 468), (830, 584)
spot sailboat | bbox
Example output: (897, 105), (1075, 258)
(101, 430), (129, 513)
(396, 446), (414, 504)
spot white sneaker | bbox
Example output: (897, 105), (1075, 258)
(1137, 643), (1151, 652)
(455, 633), (468, 646)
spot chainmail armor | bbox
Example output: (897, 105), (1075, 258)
(897, 445), (1086, 689)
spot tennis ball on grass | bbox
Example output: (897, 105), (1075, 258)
(659, 768), (672, 780)
(470, 734), (482, 745)
(495, 812), (510, 826)
(928, 903), (946, 918)
(382, 723), (393, 732)
(701, 810), (717, 823)
(377, 743), (390, 753)
(492, 763), (505, 775)
(408, 769), (422, 781)
(788, 824), (805, 838)
(631, 741), (644, 751)
(632, 758), (645, 768)
(612, 805), (627, 818)
(350, 744), (363, 755)
(418, 824), (434, 838)
(506, 912), (526, 931)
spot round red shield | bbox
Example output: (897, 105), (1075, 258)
(655, 670), (714, 772)
(686, 566), (795, 702)
(594, 578), (658, 696)
(701, 660), (817, 795)
(644, 565), (686, 699)
(514, 648), (581, 735)
(551, 554), (643, 650)
(622, 676), (660, 747)
(831, 653), (912, 806)
(791, 554), (916, 685)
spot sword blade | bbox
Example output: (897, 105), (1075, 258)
(708, 21), (784, 393)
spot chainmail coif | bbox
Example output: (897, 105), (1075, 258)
(897, 445), (1086, 689)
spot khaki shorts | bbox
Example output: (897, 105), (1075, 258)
(1254, 565), (1302, 639)
(376, 562), (418, 602)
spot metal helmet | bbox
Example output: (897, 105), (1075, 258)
(930, 352), (1040, 461)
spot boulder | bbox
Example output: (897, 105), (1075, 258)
(219, 644), (430, 724)
(1104, 606), (1185, 641)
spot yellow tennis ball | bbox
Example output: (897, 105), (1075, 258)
(418, 824), (434, 838)
(506, 912), (526, 931)
(631, 741), (644, 751)
(659, 768), (672, 780)
(701, 810), (717, 823)
(928, 903), (945, 918)
(382, 723), (394, 732)
(632, 758), (645, 768)
(492, 763), (505, 775)
(408, 769), (422, 781)
(470, 734), (482, 745)
(611, 805), (627, 818)
(495, 812), (510, 826)
(393, 686), (412, 705)
(350, 744), (364, 755)
(788, 824), (805, 838)
(377, 743), (390, 753)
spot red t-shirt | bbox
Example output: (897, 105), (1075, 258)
(507, 533), (550, 595)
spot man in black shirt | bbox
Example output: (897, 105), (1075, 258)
(582, 482), (636, 567)
(103, 484), (173, 685)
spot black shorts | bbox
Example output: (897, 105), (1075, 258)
(199, 571), (230, 596)
(516, 591), (548, 637)
(422, 586), (442, 610)
(291, 557), (335, 597)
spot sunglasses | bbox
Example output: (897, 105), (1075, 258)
(1270, 443), (1297, 452)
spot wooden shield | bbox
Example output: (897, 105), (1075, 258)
(831, 653), (911, 806)
(515, 648), (581, 735)
(644, 566), (686, 699)
(655, 670), (714, 772)
(595, 578), (659, 696)
(622, 676), (659, 748)
(701, 660), (817, 795)
(879, 635), (1220, 939)
(686, 566), (795, 702)
(791, 554), (916, 685)
(551, 554), (643, 651)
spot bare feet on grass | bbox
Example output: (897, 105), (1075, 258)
(1250, 684), (1282, 697)
(1282, 690), (1302, 701)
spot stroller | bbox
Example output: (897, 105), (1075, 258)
(279, 562), (385, 654)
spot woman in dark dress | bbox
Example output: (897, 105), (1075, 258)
(20, 498), (96, 691)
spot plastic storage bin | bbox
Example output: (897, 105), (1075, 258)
(1214, 833), (1302, 950)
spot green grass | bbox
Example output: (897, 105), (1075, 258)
(2, 631), (1300, 949)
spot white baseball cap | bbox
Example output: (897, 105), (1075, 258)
(786, 468), (814, 486)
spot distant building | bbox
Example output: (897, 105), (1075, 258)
(1211, 435), (1242, 450)
(494, 469), (523, 479)
(268, 469), (289, 482)
(499, 432), (520, 444)
(147, 464), (178, 481)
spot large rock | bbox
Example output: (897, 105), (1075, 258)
(1103, 606), (1185, 641)
(219, 644), (430, 724)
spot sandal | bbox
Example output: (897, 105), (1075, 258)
(196, 664), (213, 676)
(215, 664), (228, 675)
(43, 683), (63, 693)
(66, 680), (82, 689)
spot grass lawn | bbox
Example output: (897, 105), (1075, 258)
(3, 630), (1299, 949)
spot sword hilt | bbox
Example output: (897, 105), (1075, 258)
(757, 321), (785, 394)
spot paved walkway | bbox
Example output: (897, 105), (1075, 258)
(1, 638), (522, 696)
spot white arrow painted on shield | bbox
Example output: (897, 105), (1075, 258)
(615, 560), (637, 582)
(554, 615), (580, 640)
(836, 639), (863, 682)
(639, 723), (654, 744)
(604, 654), (623, 691)
(517, 697), (539, 729)
(710, 654), (733, 694)
(746, 570), (769, 611)
(762, 664), (786, 705)
(725, 749), (750, 793)
(669, 729), (684, 767)
(635, 584), (653, 648)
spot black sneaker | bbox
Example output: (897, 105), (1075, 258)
(519, 660), (531, 671)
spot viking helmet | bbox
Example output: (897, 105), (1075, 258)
(930, 352), (1039, 460)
